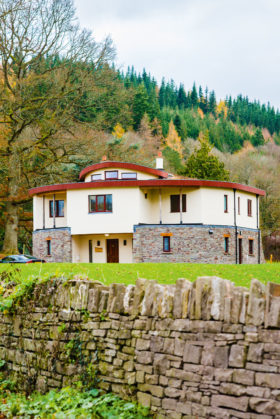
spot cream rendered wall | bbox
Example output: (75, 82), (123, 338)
(84, 168), (159, 182)
(236, 191), (258, 229)
(72, 233), (133, 263)
(67, 187), (141, 235)
(33, 193), (67, 230)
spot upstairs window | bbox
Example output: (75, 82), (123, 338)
(170, 194), (187, 213)
(91, 174), (102, 181)
(224, 195), (228, 213)
(49, 200), (64, 217)
(121, 172), (137, 180)
(247, 199), (252, 217)
(89, 194), (112, 213)
(105, 170), (118, 180)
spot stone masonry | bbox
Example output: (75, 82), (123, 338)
(133, 225), (265, 264)
(1, 276), (280, 418)
(33, 227), (72, 262)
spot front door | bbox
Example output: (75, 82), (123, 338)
(238, 238), (243, 264)
(107, 239), (119, 263)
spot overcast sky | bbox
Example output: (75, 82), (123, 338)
(75, 0), (280, 109)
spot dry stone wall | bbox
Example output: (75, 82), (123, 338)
(1, 276), (280, 418)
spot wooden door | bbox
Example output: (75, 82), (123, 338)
(107, 239), (119, 263)
(238, 238), (243, 264)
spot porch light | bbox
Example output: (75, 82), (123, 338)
(105, 233), (109, 237)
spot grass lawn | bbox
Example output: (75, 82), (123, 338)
(0, 262), (279, 288)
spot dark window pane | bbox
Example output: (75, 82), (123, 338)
(57, 200), (64, 217)
(163, 236), (170, 252)
(224, 195), (228, 212)
(182, 194), (187, 212)
(171, 195), (180, 212)
(106, 195), (112, 211)
(89, 196), (96, 212)
(97, 195), (104, 211)
(50, 201), (54, 217)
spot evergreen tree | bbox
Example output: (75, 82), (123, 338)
(132, 83), (149, 129)
(184, 131), (230, 180)
(251, 128), (265, 147)
(177, 84), (188, 108)
(191, 83), (198, 107)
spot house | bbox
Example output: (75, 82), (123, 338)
(29, 158), (265, 264)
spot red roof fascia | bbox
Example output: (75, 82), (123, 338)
(79, 161), (168, 180)
(29, 179), (266, 197)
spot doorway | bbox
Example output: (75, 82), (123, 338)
(238, 238), (243, 264)
(107, 239), (119, 263)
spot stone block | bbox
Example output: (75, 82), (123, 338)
(265, 282), (280, 328)
(136, 338), (150, 351)
(229, 344), (247, 368)
(138, 384), (164, 398)
(174, 338), (184, 357)
(255, 373), (280, 388)
(150, 336), (164, 352)
(232, 369), (254, 386)
(214, 346), (229, 368)
(162, 398), (177, 411)
(249, 397), (280, 415)
(173, 278), (192, 319)
(246, 279), (266, 326)
(248, 343), (264, 363)
(137, 391), (151, 408)
(164, 387), (183, 398)
(212, 395), (249, 412)
(136, 351), (153, 364)
(183, 344), (202, 364)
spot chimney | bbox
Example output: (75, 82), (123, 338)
(156, 151), (163, 170)
(102, 155), (107, 161)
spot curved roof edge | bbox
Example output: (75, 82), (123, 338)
(79, 161), (169, 180)
(29, 179), (266, 197)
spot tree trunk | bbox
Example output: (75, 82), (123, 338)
(2, 201), (19, 254)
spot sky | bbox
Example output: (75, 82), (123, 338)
(74, 0), (280, 109)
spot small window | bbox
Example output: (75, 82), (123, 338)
(97, 240), (101, 246)
(238, 197), (240, 215)
(123, 240), (127, 246)
(89, 194), (112, 212)
(249, 239), (254, 255)
(49, 200), (64, 217)
(170, 195), (186, 213)
(121, 172), (137, 180)
(163, 236), (171, 252)
(224, 195), (228, 213)
(91, 174), (102, 181)
(47, 240), (51, 256)
(247, 199), (252, 217)
(145, 193), (148, 199)
(105, 170), (118, 180)
(224, 237), (229, 254)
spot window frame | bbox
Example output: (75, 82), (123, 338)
(49, 200), (64, 217)
(249, 239), (254, 255)
(121, 172), (137, 180)
(247, 199), (252, 217)
(105, 170), (118, 180)
(170, 194), (187, 213)
(224, 194), (228, 213)
(163, 236), (171, 253)
(47, 240), (51, 256)
(88, 194), (113, 213)
(91, 173), (102, 181)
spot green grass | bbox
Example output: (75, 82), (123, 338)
(0, 262), (279, 288)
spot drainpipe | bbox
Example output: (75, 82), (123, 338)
(159, 189), (162, 224)
(257, 194), (260, 264)
(53, 194), (56, 228)
(234, 189), (238, 264)
(179, 188), (183, 224)
(43, 195), (45, 230)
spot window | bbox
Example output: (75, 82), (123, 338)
(249, 239), (254, 255)
(123, 240), (127, 246)
(224, 237), (229, 254)
(97, 240), (101, 246)
(47, 240), (51, 256)
(238, 197), (240, 215)
(170, 194), (187, 213)
(145, 193), (148, 199)
(224, 195), (228, 213)
(163, 236), (171, 252)
(49, 200), (64, 217)
(247, 199), (252, 217)
(121, 172), (137, 180)
(89, 194), (112, 212)
(105, 170), (118, 180)
(91, 174), (102, 181)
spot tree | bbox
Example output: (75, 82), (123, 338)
(165, 120), (183, 156)
(0, 0), (113, 253)
(132, 83), (149, 129)
(112, 123), (125, 139)
(184, 131), (230, 180)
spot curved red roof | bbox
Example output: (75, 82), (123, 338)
(29, 178), (266, 197)
(79, 161), (168, 180)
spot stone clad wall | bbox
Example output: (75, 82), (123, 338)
(33, 227), (72, 262)
(133, 225), (265, 264)
(1, 276), (280, 418)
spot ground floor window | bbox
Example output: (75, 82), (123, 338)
(249, 239), (254, 255)
(163, 236), (171, 252)
(47, 239), (51, 256)
(89, 194), (112, 212)
(224, 237), (229, 253)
